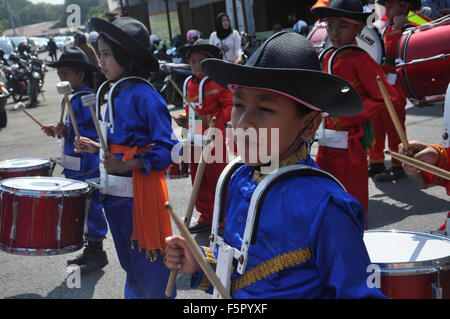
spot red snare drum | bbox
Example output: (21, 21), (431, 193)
(166, 161), (189, 179)
(396, 18), (450, 100)
(0, 158), (53, 180)
(0, 177), (90, 255)
(307, 22), (385, 64)
(364, 230), (450, 299)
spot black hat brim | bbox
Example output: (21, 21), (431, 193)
(201, 58), (363, 117)
(90, 17), (159, 72)
(178, 44), (222, 60)
(46, 59), (99, 73)
(312, 7), (371, 23)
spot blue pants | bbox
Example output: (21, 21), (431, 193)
(102, 195), (176, 299)
(85, 190), (108, 242)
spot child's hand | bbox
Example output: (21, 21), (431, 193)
(173, 113), (186, 127)
(393, 14), (406, 29)
(74, 137), (99, 153)
(41, 125), (57, 137)
(164, 235), (200, 274)
(398, 141), (439, 175)
(103, 152), (131, 174)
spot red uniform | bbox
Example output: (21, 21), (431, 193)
(316, 48), (402, 226)
(369, 25), (407, 168)
(183, 75), (233, 226)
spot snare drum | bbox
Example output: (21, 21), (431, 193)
(0, 158), (53, 180)
(396, 18), (450, 100)
(307, 22), (385, 64)
(364, 230), (450, 299)
(166, 161), (189, 179)
(0, 177), (90, 255)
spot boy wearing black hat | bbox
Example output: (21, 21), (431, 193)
(368, 0), (419, 181)
(42, 47), (108, 274)
(174, 39), (233, 233)
(164, 32), (386, 298)
(311, 0), (404, 224)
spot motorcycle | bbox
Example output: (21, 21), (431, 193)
(3, 53), (41, 108)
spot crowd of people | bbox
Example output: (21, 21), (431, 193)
(30, 0), (448, 300)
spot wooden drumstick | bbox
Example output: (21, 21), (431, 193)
(165, 117), (217, 297)
(15, 102), (44, 128)
(165, 202), (231, 299)
(81, 93), (108, 151)
(169, 78), (201, 117)
(57, 81), (80, 140)
(390, 151), (450, 181)
(376, 75), (428, 189)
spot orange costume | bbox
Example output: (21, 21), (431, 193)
(368, 24), (407, 174)
(316, 48), (402, 226)
(182, 74), (233, 227)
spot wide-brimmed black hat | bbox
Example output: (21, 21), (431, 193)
(178, 39), (223, 60)
(46, 46), (99, 72)
(376, 0), (421, 10)
(311, 0), (371, 23)
(90, 16), (159, 72)
(200, 32), (363, 117)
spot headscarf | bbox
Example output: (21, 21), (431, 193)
(215, 12), (233, 40)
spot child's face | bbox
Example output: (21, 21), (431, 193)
(231, 87), (320, 166)
(189, 51), (208, 78)
(384, 0), (408, 20)
(57, 67), (84, 90)
(325, 17), (363, 48)
(97, 37), (126, 81)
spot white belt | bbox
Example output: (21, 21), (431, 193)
(317, 128), (349, 149)
(61, 154), (81, 171)
(102, 174), (134, 198)
(386, 72), (398, 85)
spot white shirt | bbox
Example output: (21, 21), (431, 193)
(210, 30), (242, 63)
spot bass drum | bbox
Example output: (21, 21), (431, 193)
(307, 22), (385, 64)
(396, 17), (450, 101)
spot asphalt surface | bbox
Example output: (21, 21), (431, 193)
(0, 55), (448, 300)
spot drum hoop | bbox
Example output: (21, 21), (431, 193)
(0, 158), (50, 173)
(365, 230), (450, 273)
(0, 242), (84, 256)
(0, 177), (90, 198)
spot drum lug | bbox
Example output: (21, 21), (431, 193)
(431, 263), (443, 299)
(56, 197), (64, 251)
(10, 198), (19, 246)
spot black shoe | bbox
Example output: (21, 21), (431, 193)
(188, 222), (211, 234)
(374, 167), (406, 182)
(67, 241), (108, 274)
(368, 163), (387, 177)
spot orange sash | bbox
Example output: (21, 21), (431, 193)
(109, 144), (172, 257)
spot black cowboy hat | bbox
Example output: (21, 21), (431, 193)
(200, 32), (363, 117)
(311, 0), (371, 23)
(46, 46), (99, 72)
(376, 0), (421, 10)
(90, 16), (159, 72)
(178, 39), (223, 60)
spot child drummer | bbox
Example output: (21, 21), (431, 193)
(173, 39), (233, 233)
(164, 32), (386, 298)
(42, 47), (108, 274)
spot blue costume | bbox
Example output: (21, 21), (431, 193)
(101, 80), (177, 299)
(191, 148), (386, 299)
(63, 85), (107, 242)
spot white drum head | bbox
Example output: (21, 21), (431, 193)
(0, 177), (89, 197)
(0, 158), (50, 171)
(364, 230), (450, 266)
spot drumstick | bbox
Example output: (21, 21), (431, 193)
(390, 151), (450, 181)
(376, 75), (428, 189)
(14, 102), (44, 128)
(57, 81), (80, 140)
(165, 202), (232, 299)
(165, 117), (217, 297)
(81, 93), (108, 151)
(169, 79), (201, 117)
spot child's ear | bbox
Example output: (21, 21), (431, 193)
(301, 112), (322, 140)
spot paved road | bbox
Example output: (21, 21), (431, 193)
(0, 59), (448, 299)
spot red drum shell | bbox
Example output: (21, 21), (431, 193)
(364, 230), (450, 299)
(397, 20), (450, 100)
(0, 158), (51, 180)
(0, 177), (88, 255)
